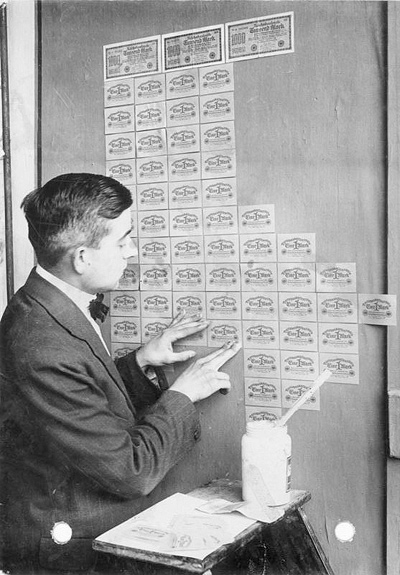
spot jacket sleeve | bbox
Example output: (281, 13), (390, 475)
(6, 331), (201, 500)
(115, 349), (169, 411)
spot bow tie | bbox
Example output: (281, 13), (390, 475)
(88, 293), (109, 322)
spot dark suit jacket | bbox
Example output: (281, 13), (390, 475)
(0, 269), (200, 572)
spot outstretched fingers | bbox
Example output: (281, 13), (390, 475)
(198, 341), (242, 371)
(168, 310), (186, 327)
(166, 317), (209, 342)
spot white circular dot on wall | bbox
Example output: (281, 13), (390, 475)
(334, 521), (356, 543)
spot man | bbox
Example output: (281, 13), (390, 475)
(0, 173), (240, 574)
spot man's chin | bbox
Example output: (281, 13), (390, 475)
(99, 280), (120, 293)
(105, 268), (127, 291)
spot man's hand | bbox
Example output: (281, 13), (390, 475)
(135, 312), (209, 369)
(169, 341), (242, 403)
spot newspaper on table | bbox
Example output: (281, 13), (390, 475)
(95, 491), (283, 560)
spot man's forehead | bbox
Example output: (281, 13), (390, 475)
(105, 208), (132, 236)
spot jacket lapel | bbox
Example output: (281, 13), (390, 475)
(23, 269), (134, 410)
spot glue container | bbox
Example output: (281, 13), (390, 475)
(242, 420), (292, 506)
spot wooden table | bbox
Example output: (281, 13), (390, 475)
(93, 479), (335, 574)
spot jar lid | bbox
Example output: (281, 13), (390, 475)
(246, 420), (286, 435)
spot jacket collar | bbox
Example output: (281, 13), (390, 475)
(23, 268), (134, 408)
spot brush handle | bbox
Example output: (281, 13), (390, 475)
(277, 369), (332, 427)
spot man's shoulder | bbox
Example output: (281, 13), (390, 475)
(0, 287), (90, 378)
(1, 287), (57, 346)
(1, 272), (74, 344)
(1, 271), (107, 364)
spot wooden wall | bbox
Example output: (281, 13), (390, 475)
(387, 3), (400, 574)
(7, 0), (36, 292)
(1, 0), (36, 315)
(41, 2), (388, 574)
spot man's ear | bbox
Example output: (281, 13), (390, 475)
(71, 246), (88, 275)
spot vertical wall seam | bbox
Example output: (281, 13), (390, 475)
(37, 0), (42, 190)
(0, 2), (14, 300)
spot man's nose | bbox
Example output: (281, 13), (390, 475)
(125, 238), (138, 260)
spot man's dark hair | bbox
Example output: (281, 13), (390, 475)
(21, 173), (133, 268)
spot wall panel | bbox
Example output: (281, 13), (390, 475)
(387, 2), (400, 573)
(41, 3), (387, 574)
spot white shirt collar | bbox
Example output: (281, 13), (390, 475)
(36, 264), (95, 321)
(35, 264), (110, 354)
